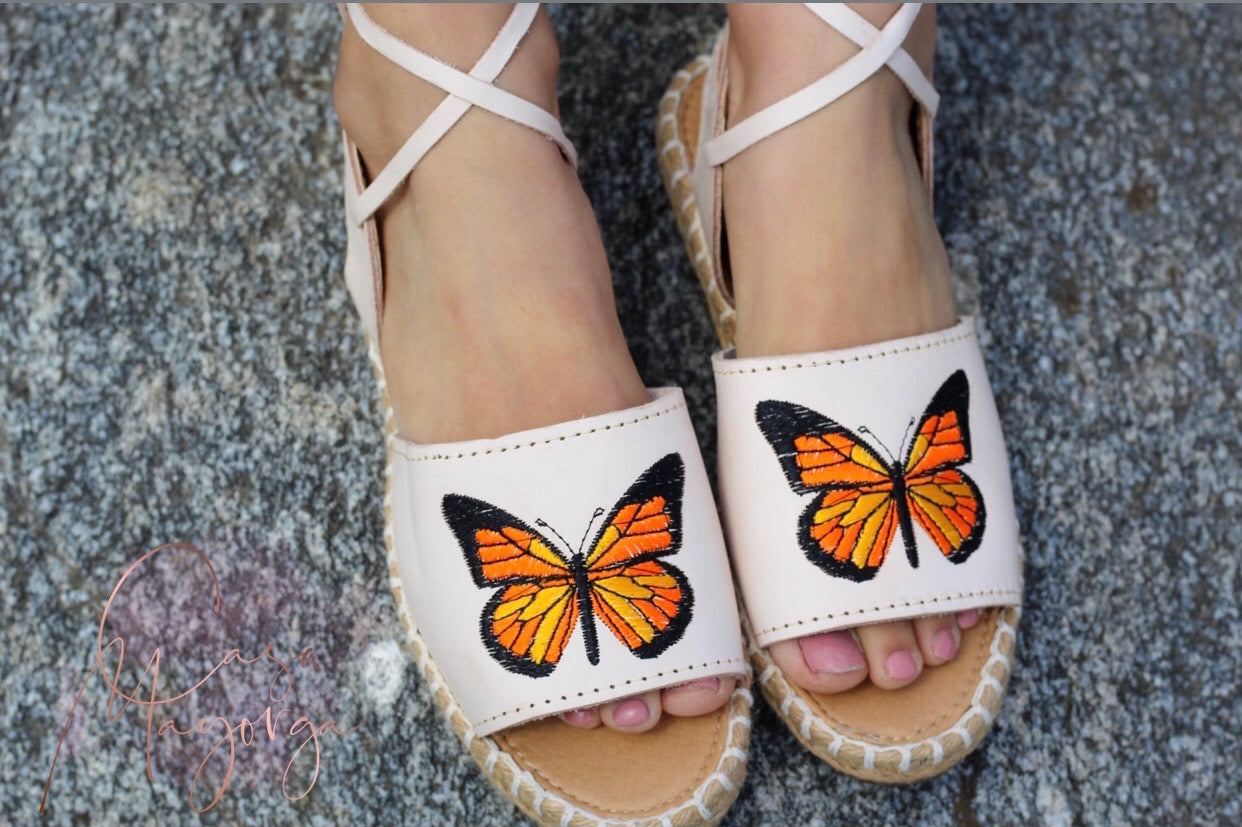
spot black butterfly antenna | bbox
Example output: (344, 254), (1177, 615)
(576, 507), (607, 556)
(535, 518), (576, 556)
(899, 416), (919, 462)
(857, 424), (899, 467)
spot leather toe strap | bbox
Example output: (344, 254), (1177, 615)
(390, 387), (747, 736)
(713, 318), (1023, 649)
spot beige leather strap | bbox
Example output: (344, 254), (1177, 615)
(805, 3), (938, 118)
(344, 3), (577, 226)
(702, 2), (932, 167)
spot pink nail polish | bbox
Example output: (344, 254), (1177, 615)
(958, 608), (981, 629)
(886, 650), (919, 682)
(611, 697), (650, 728)
(800, 630), (866, 674)
(560, 707), (595, 727)
(932, 628), (959, 661)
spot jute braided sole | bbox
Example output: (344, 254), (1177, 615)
(356, 324), (752, 825)
(655, 54), (1020, 784)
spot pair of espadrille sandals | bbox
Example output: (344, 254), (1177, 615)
(340, 4), (1023, 824)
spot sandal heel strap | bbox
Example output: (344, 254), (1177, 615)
(713, 319), (1023, 648)
(390, 388), (747, 735)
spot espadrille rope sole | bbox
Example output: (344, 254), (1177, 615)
(358, 331), (752, 825)
(656, 53), (1019, 784)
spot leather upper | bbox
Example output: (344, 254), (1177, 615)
(389, 388), (747, 735)
(713, 319), (1023, 649)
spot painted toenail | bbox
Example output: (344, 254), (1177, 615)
(611, 697), (650, 728)
(560, 708), (595, 726)
(886, 650), (919, 682)
(958, 608), (981, 629)
(679, 677), (721, 693)
(933, 628), (959, 661)
(800, 630), (866, 674)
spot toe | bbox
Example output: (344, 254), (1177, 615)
(913, 614), (960, 667)
(856, 620), (923, 689)
(769, 630), (869, 694)
(559, 705), (601, 729)
(661, 676), (735, 717)
(957, 608), (981, 629)
(600, 691), (661, 733)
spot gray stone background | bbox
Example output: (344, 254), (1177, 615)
(2, 4), (1238, 826)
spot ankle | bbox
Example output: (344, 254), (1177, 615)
(334, 3), (561, 178)
(719, 4), (954, 358)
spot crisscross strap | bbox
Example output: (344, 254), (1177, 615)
(345, 3), (577, 226)
(703, 2), (935, 167)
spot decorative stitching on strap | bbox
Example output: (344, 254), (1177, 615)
(755, 588), (1021, 637)
(394, 402), (686, 463)
(474, 656), (748, 727)
(714, 330), (975, 376)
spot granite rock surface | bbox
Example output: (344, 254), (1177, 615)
(1, 4), (1238, 825)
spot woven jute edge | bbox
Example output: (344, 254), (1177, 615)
(656, 55), (735, 348)
(656, 52), (1021, 785)
(748, 607), (1018, 783)
(356, 322), (751, 826)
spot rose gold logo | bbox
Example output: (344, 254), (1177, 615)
(41, 542), (361, 813)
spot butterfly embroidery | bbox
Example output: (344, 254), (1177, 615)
(442, 453), (692, 678)
(755, 370), (985, 583)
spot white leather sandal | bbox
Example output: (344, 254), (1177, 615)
(339, 4), (751, 824)
(657, 2), (1023, 782)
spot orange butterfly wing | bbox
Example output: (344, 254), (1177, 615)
(804, 484), (901, 573)
(756, 401), (900, 581)
(583, 453), (693, 659)
(443, 496), (578, 677)
(901, 370), (986, 563)
(486, 580), (579, 674)
(443, 453), (694, 675)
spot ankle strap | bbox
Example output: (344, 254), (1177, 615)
(345, 3), (577, 226)
(703, 2), (935, 167)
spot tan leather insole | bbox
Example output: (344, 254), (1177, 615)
(795, 608), (999, 742)
(496, 702), (729, 819)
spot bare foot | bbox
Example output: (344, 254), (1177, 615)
(335, 3), (734, 731)
(723, 2), (990, 693)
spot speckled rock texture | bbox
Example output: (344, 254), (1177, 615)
(2, 4), (1238, 825)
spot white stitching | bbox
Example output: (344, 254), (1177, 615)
(393, 403), (684, 462)
(707, 771), (735, 793)
(756, 589), (1021, 637)
(714, 330), (975, 375)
